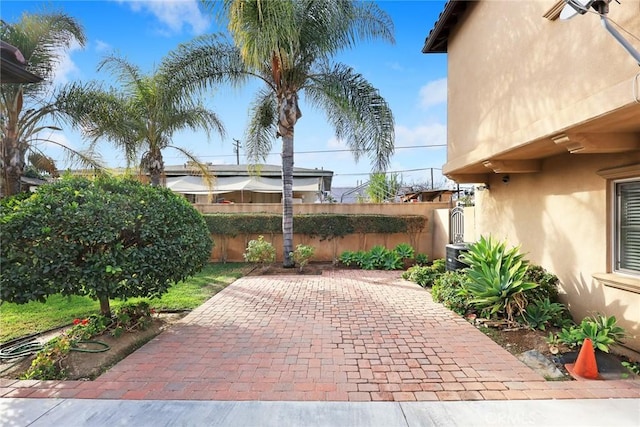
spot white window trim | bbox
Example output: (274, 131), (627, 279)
(594, 164), (640, 292)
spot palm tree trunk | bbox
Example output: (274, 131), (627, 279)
(143, 148), (165, 187)
(281, 134), (295, 267)
(1, 136), (26, 197)
(278, 90), (301, 268)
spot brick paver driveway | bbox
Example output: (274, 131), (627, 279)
(2, 270), (639, 401)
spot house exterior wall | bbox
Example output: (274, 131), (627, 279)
(445, 0), (640, 175)
(440, 1), (640, 352)
(474, 152), (640, 352)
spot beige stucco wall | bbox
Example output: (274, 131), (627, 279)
(474, 152), (640, 352)
(445, 0), (640, 173)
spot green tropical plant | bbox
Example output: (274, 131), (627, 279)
(243, 235), (276, 264)
(393, 243), (415, 260)
(1, 175), (213, 316)
(368, 245), (389, 269)
(0, 11), (101, 197)
(291, 244), (315, 272)
(556, 315), (626, 353)
(414, 253), (429, 266)
(56, 50), (225, 187)
(622, 361), (640, 376)
(520, 298), (566, 330)
(381, 251), (403, 270)
(169, 0), (395, 266)
(338, 250), (358, 267)
(460, 236), (538, 322)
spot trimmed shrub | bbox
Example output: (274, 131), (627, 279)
(1, 176), (213, 316)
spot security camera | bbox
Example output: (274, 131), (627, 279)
(502, 175), (510, 184)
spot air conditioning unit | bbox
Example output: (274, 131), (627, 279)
(445, 243), (469, 271)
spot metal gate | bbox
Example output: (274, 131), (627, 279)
(450, 206), (464, 243)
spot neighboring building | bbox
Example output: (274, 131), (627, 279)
(164, 164), (333, 204)
(423, 1), (640, 352)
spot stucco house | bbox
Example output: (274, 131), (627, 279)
(164, 164), (333, 204)
(423, 0), (640, 353)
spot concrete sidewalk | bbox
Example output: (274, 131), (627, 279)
(2, 398), (639, 426)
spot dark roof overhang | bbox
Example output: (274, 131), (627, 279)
(422, 1), (472, 54)
(1, 41), (43, 83)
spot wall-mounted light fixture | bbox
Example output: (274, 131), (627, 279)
(560, 0), (640, 65)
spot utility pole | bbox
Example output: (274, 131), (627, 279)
(232, 139), (241, 165)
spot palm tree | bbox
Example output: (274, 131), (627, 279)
(168, 0), (395, 267)
(56, 52), (226, 187)
(0, 11), (89, 196)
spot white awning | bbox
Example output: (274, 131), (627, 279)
(166, 175), (320, 195)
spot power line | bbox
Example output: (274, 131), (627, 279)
(334, 167), (443, 177)
(163, 144), (446, 160)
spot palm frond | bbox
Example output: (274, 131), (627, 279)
(305, 63), (394, 171)
(162, 33), (251, 94)
(244, 88), (277, 163)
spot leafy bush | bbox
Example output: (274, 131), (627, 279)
(431, 271), (472, 315)
(1, 176), (213, 317)
(523, 265), (561, 303)
(460, 236), (537, 322)
(291, 244), (315, 272)
(402, 259), (446, 287)
(556, 314), (626, 353)
(414, 253), (429, 266)
(243, 235), (276, 264)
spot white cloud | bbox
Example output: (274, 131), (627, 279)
(418, 78), (447, 109)
(95, 40), (111, 53)
(120, 0), (210, 35)
(386, 62), (404, 72)
(395, 123), (446, 147)
(52, 39), (83, 86)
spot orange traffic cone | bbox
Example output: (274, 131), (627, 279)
(565, 338), (600, 380)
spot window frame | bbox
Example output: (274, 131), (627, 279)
(612, 177), (640, 277)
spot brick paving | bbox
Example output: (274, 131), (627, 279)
(1, 270), (639, 401)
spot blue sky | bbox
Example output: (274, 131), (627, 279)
(3, 0), (449, 188)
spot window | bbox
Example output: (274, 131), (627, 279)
(615, 179), (640, 275)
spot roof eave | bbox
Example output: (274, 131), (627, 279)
(422, 0), (471, 54)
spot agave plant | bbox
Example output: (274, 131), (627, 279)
(460, 236), (538, 322)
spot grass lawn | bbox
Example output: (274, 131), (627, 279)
(0, 263), (251, 343)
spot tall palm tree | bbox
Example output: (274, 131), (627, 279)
(169, 0), (395, 267)
(56, 52), (226, 186)
(0, 11), (89, 196)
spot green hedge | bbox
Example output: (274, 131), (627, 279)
(204, 214), (426, 240)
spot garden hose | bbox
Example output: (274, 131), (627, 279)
(0, 339), (110, 360)
(72, 340), (110, 353)
(0, 341), (44, 360)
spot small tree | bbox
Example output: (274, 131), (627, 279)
(0, 175), (213, 316)
(366, 173), (400, 203)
